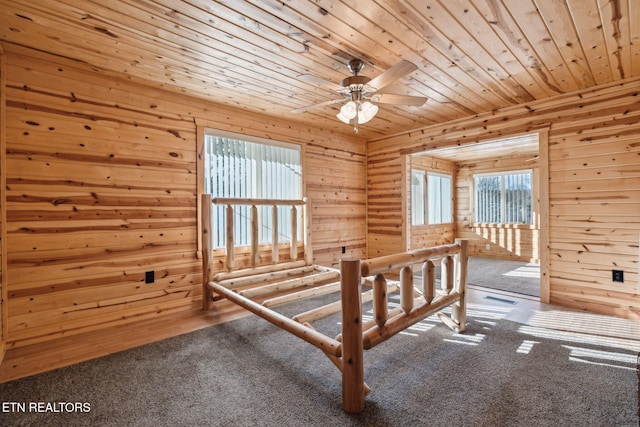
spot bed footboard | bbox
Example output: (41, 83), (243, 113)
(340, 239), (469, 412)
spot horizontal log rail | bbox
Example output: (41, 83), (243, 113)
(216, 264), (316, 290)
(209, 282), (342, 357)
(361, 243), (461, 277)
(212, 260), (309, 283)
(293, 281), (400, 325)
(238, 269), (339, 298)
(363, 292), (461, 349)
(261, 281), (341, 308)
(211, 197), (305, 206)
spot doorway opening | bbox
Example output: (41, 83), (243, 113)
(405, 133), (543, 300)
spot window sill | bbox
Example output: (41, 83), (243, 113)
(412, 223), (454, 228)
(472, 223), (536, 230)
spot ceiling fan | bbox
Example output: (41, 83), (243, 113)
(291, 59), (427, 133)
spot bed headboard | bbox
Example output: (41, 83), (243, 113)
(201, 194), (312, 278)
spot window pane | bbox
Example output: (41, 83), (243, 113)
(427, 173), (452, 224)
(475, 171), (532, 224)
(475, 175), (501, 223)
(205, 133), (302, 247)
(504, 172), (532, 224)
(411, 170), (425, 225)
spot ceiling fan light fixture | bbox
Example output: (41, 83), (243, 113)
(337, 101), (357, 123)
(336, 111), (351, 124)
(358, 101), (378, 124)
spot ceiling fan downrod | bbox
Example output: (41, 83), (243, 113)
(347, 59), (365, 75)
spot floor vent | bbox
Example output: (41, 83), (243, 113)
(484, 295), (517, 305)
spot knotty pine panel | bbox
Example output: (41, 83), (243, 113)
(0, 44), (7, 363)
(4, 45), (366, 347)
(550, 284), (640, 319)
(367, 76), (640, 319)
(367, 154), (405, 257)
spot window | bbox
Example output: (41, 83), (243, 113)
(474, 170), (532, 224)
(204, 130), (302, 248)
(411, 170), (426, 225)
(411, 169), (452, 225)
(427, 172), (452, 224)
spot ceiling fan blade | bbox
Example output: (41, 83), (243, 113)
(373, 93), (427, 106)
(366, 60), (418, 92)
(297, 74), (345, 92)
(291, 98), (344, 114)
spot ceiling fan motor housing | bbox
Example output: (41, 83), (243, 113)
(340, 75), (372, 101)
(342, 59), (373, 101)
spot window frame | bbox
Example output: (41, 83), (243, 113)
(411, 169), (453, 226)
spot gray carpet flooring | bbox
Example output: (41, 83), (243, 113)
(1, 296), (637, 427)
(467, 257), (540, 297)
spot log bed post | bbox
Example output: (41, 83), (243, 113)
(201, 194), (214, 310)
(290, 205), (298, 261)
(340, 258), (365, 413)
(303, 197), (313, 266)
(225, 204), (234, 270)
(250, 204), (259, 267)
(272, 204), (279, 264)
(452, 238), (469, 332)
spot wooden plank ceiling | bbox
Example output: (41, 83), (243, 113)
(421, 133), (539, 162)
(1, 0), (638, 140)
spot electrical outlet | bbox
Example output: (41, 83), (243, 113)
(145, 271), (155, 284)
(341, 246), (346, 254)
(612, 270), (624, 283)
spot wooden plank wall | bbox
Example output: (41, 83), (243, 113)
(368, 77), (640, 319)
(407, 155), (455, 250)
(456, 155), (540, 262)
(3, 44), (366, 348)
(0, 43), (6, 363)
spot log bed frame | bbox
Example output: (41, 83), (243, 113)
(201, 195), (469, 413)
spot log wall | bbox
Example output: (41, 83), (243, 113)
(368, 77), (640, 318)
(0, 44), (6, 363)
(456, 155), (540, 262)
(3, 45), (366, 348)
